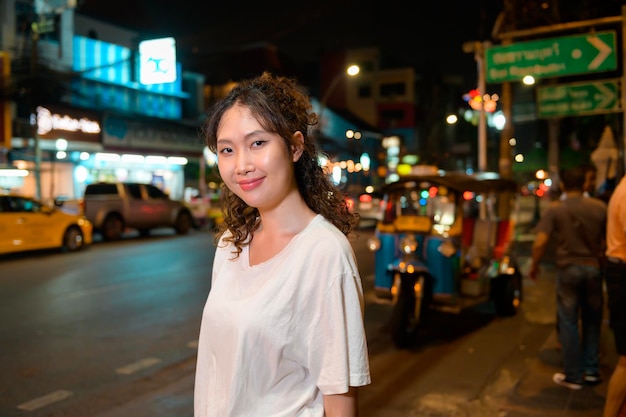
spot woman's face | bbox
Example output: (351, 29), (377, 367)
(215, 104), (302, 210)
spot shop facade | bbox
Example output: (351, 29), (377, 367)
(7, 105), (202, 202)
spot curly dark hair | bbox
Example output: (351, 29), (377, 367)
(202, 72), (359, 256)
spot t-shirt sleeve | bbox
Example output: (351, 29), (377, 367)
(304, 268), (371, 395)
(535, 204), (556, 235)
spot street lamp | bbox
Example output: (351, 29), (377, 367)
(318, 64), (360, 124)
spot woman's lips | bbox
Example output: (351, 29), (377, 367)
(238, 177), (264, 191)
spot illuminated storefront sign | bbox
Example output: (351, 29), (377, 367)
(36, 106), (101, 136)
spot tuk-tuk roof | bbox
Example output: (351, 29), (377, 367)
(383, 171), (518, 194)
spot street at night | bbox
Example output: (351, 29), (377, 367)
(0, 200), (617, 416)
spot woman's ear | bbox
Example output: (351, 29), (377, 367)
(291, 131), (305, 162)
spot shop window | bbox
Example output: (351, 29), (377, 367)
(358, 84), (372, 99)
(15, 0), (35, 38)
(379, 82), (406, 98)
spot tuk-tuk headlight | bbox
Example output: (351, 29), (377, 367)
(399, 235), (418, 254)
(367, 237), (381, 252)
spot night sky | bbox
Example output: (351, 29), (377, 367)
(76, 0), (503, 87)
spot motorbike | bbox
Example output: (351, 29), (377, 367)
(367, 168), (523, 348)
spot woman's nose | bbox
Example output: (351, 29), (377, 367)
(235, 152), (254, 175)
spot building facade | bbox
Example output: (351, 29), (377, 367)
(0, 0), (205, 201)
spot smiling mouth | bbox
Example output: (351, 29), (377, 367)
(238, 178), (263, 191)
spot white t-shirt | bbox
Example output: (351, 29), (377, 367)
(194, 214), (371, 417)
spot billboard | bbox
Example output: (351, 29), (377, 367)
(139, 37), (177, 85)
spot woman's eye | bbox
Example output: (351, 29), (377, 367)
(252, 140), (265, 147)
(218, 147), (233, 154)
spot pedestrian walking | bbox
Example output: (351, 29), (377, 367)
(193, 72), (371, 417)
(553, 163), (598, 350)
(603, 175), (626, 417)
(529, 166), (607, 390)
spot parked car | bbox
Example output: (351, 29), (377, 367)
(82, 182), (194, 241)
(0, 195), (93, 255)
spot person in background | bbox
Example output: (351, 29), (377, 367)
(194, 72), (371, 417)
(559, 164), (596, 200)
(529, 166), (607, 390)
(584, 164), (598, 197)
(603, 175), (626, 417)
(553, 163), (598, 350)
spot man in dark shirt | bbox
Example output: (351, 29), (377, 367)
(530, 166), (607, 390)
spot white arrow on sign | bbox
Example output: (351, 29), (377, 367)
(594, 82), (617, 109)
(587, 35), (613, 70)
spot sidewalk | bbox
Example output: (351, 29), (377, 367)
(365, 257), (618, 417)
(494, 220), (617, 417)
(496, 264), (617, 417)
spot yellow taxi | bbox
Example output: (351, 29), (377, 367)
(0, 194), (93, 255)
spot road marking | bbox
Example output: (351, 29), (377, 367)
(17, 390), (73, 411)
(115, 357), (162, 375)
(187, 340), (198, 349)
(64, 283), (131, 300)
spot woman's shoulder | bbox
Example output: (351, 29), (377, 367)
(297, 215), (354, 256)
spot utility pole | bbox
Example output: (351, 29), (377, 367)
(462, 40), (492, 173)
(490, 0), (517, 220)
(498, 62), (513, 181)
(27, 5), (72, 200)
(0, 51), (10, 166)
(495, 0), (516, 181)
(31, 21), (42, 199)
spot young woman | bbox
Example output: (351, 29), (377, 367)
(194, 72), (371, 417)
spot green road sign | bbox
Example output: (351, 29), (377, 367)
(536, 79), (621, 118)
(486, 31), (617, 83)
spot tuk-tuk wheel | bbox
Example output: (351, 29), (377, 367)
(390, 272), (432, 348)
(492, 272), (522, 316)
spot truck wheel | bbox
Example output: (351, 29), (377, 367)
(102, 215), (124, 241)
(175, 211), (193, 235)
(62, 226), (84, 252)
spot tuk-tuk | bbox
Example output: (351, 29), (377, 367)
(367, 167), (522, 347)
